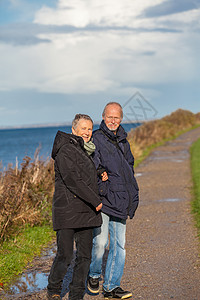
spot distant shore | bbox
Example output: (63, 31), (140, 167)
(0, 120), (144, 130)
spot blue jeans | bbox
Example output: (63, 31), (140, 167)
(89, 212), (126, 292)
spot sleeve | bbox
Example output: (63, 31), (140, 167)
(125, 140), (135, 173)
(96, 165), (107, 177)
(91, 136), (102, 170)
(56, 145), (101, 209)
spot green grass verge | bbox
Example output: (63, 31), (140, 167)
(190, 137), (200, 237)
(0, 224), (55, 287)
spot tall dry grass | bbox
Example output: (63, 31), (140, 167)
(0, 149), (54, 243)
(128, 109), (200, 160)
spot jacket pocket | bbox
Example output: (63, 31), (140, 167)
(99, 180), (108, 196)
(72, 194), (91, 212)
(109, 183), (126, 192)
(108, 183), (129, 213)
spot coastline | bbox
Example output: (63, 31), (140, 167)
(0, 120), (143, 130)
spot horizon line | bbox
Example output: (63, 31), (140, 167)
(0, 120), (146, 130)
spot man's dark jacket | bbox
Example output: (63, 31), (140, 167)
(51, 130), (102, 230)
(92, 121), (139, 220)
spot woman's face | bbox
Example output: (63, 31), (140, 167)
(72, 119), (93, 143)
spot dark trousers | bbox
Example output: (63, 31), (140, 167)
(47, 227), (93, 300)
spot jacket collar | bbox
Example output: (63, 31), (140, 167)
(52, 131), (84, 159)
(69, 133), (84, 148)
(99, 120), (127, 142)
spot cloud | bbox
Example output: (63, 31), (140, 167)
(33, 0), (160, 27)
(0, 25), (51, 45)
(0, 23), (52, 46)
(0, 27), (198, 96)
(1, 0), (192, 48)
(0, 0), (199, 98)
(0, 22), (181, 46)
(141, 0), (200, 18)
(141, 51), (156, 56)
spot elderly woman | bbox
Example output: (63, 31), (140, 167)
(47, 114), (102, 300)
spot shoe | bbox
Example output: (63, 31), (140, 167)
(47, 294), (61, 299)
(87, 276), (100, 294)
(103, 287), (132, 299)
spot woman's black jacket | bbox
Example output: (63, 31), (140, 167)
(51, 131), (102, 230)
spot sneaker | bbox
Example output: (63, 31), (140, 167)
(87, 276), (100, 294)
(103, 287), (132, 299)
(47, 294), (61, 299)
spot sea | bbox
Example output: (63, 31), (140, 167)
(0, 123), (141, 170)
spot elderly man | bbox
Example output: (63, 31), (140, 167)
(87, 102), (139, 299)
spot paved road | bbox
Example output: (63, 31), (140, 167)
(2, 127), (200, 299)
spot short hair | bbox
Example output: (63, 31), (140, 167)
(102, 102), (123, 119)
(72, 114), (93, 130)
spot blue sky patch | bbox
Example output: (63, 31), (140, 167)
(0, 0), (57, 24)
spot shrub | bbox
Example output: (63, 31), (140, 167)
(0, 150), (54, 243)
(128, 109), (200, 160)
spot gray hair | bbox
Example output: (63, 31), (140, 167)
(72, 114), (93, 130)
(102, 102), (123, 119)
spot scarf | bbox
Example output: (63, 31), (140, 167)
(84, 140), (96, 156)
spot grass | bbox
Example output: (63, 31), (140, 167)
(0, 224), (55, 287)
(190, 137), (200, 237)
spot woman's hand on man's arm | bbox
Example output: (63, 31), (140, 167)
(96, 203), (103, 211)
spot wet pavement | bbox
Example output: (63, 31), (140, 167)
(8, 272), (49, 295)
(0, 244), (76, 299)
(1, 127), (200, 299)
(0, 244), (57, 298)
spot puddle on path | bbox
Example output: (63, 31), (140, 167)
(149, 156), (184, 162)
(172, 159), (183, 163)
(7, 271), (49, 295)
(149, 149), (188, 163)
(158, 198), (182, 203)
(135, 173), (142, 177)
(2, 246), (75, 298)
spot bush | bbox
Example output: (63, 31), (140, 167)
(0, 150), (54, 243)
(128, 109), (200, 160)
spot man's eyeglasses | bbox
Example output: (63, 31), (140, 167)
(106, 116), (121, 121)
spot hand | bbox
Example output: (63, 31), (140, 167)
(96, 203), (103, 211)
(101, 171), (108, 181)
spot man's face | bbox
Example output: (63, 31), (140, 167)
(72, 119), (93, 143)
(103, 104), (122, 133)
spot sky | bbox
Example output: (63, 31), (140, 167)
(0, 0), (200, 127)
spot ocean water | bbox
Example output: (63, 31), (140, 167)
(0, 123), (140, 169)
